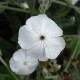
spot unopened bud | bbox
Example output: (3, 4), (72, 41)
(57, 65), (61, 70)
(21, 2), (29, 9)
(72, 58), (78, 65)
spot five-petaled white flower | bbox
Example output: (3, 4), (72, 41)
(18, 14), (66, 61)
(9, 49), (38, 75)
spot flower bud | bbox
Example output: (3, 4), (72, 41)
(21, 2), (29, 9)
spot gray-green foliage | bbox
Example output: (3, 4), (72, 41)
(0, 0), (80, 80)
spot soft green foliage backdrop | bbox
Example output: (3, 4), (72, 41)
(0, 0), (80, 80)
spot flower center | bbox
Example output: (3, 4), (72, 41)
(40, 35), (45, 40)
(23, 62), (27, 65)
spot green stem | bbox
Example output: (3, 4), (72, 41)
(0, 57), (19, 80)
(63, 35), (80, 38)
(0, 1), (29, 13)
(36, 70), (40, 80)
(36, 65), (41, 80)
(1, 5), (30, 13)
(0, 1), (9, 5)
(23, 75), (30, 80)
(74, 65), (80, 80)
(51, 0), (80, 14)
(39, 0), (51, 14)
(33, 0), (36, 8)
(26, 75), (30, 80)
(0, 4), (39, 15)
(64, 39), (80, 72)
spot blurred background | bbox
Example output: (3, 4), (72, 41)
(0, 0), (80, 80)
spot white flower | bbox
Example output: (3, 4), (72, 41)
(18, 14), (65, 61)
(9, 49), (38, 75)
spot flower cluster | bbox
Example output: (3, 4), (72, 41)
(9, 14), (65, 75)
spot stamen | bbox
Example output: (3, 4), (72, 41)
(40, 35), (45, 40)
(23, 62), (27, 65)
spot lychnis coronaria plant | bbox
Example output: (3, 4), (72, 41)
(9, 14), (65, 76)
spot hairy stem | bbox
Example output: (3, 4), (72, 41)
(0, 5), (30, 13)
(0, 56), (19, 80)
(51, 0), (80, 14)
(74, 65), (80, 80)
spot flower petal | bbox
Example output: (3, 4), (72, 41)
(16, 56), (38, 75)
(45, 37), (65, 59)
(9, 57), (22, 73)
(26, 14), (47, 35)
(26, 56), (39, 65)
(26, 14), (63, 36)
(38, 56), (48, 61)
(16, 65), (36, 75)
(43, 19), (63, 37)
(27, 41), (48, 61)
(18, 25), (38, 50)
(13, 49), (26, 62)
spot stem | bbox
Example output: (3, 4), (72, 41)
(0, 1), (9, 5)
(0, 5), (39, 15)
(74, 65), (80, 80)
(33, 0), (36, 8)
(1, 5), (30, 13)
(0, 57), (19, 80)
(26, 75), (30, 80)
(51, 0), (80, 14)
(64, 39), (80, 72)
(39, 0), (51, 14)
(36, 65), (41, 80)
(0, 1), (29, 13)
(63, 35), (80, 38)
(23, 75), (30, 80)
(36, 71), (40, 80)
